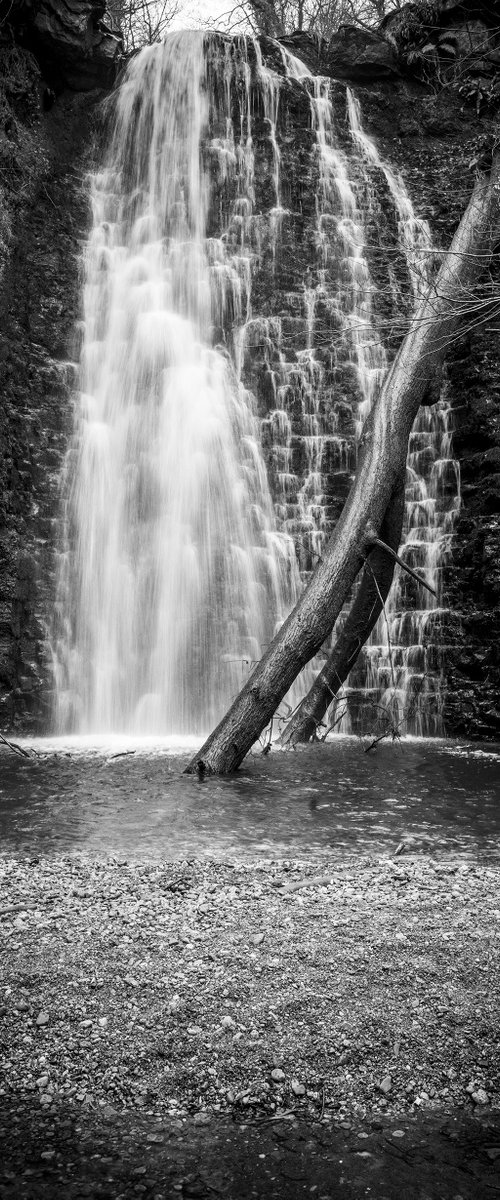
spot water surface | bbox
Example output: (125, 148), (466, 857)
(1, 736), (499, 861)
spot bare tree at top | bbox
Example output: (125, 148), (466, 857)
(107, 0), (181, 51)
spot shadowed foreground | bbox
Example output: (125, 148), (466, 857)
(2, 1101), (500, 1198)
(1, 854), (499, 1196)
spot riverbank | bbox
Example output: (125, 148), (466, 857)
(1, 853), (499, 1197)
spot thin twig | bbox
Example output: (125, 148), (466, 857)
(369, 536), (437, 598)
(0, 731), (31, 759)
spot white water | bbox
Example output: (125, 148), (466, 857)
(53, 33), (299, 735)
(343, 91), (461, 735)
(52, 32), (459, 739)
(265, 45), (387, 573)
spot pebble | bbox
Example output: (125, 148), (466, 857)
(291, 1080), (306, 1096)
(271, 1069), (286, 1083)
(471, 1088), (489, 1105)
(379, 1076), (392, 1095)
(221, 1015), (235, 1029)
(36, 1012), (49, 1027)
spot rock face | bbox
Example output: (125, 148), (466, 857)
(280, 28), (400, 79)
(7, 0), (122, 89)
(0, 13), (111, 729)
(0, 3), (500, 737)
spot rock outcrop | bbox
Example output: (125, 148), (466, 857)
(0, 1), (117, 729)
(2, 0), (122, 89)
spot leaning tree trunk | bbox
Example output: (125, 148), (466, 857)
(185, 155), (500, 775)
(280, 480), (406, 745)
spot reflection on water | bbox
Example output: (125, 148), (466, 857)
(0, 737), (499, 861)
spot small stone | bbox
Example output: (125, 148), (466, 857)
(124, 975), (138, 988)
(98, 1017), (108, 1028)
(36, 1012), (49, 1027)
(291, 1080), (306, 1096)
(271, 1069), (285, 1083)
(471, 1088), (489, 1105)
(17, 1001), (29, 1012)
(252, 933), (265, 946)
(378, 1076), (392, 1095)
(392, 1130), (405, 1138)
(40, 1151), (55, 1161)
(221, 1015), (235, 1029)
(13, 918), (25, 931)
(36, 1075), (49, 1088)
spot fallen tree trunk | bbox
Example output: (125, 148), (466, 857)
(279, 481), (406, 745)
(185, 155), (500, 775)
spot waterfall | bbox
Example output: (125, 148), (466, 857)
(339, 92), (461, 736)
(52, 31), (459, 739)
(53, 33), (300, 735)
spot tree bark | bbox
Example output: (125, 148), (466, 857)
(280, 480), (405, 744)
(185, 156), (500, 775)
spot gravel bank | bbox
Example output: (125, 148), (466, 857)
(1, 853), (499, 1124)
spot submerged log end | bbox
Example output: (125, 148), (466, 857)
(184, 738), (243, 775)
(280, 715), (317, 747)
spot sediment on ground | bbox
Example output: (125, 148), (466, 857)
(1, 854), (498, 1123)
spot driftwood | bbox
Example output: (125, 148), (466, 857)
(185, 155), (500, 775)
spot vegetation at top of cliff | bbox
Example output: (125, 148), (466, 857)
(380, 0), (500, 112)
(212, 0), (403, 38)
(107, 0), (180, 50)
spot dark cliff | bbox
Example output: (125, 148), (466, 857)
(0, 0), (499, 737)
(0, 0), (121, 729)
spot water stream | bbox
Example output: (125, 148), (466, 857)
(1, 740), (499, 861)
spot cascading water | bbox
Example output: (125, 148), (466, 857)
(52, 33), (300, 734)
(52, 30), (459, 739)
(337, 91), (461, 736)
